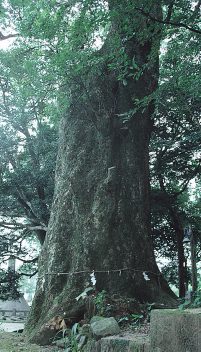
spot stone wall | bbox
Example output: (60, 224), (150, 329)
(150, 308), (201, 352)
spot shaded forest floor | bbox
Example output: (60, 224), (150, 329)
(0, 331), (57, 352)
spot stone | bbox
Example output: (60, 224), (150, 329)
(101, 337), (129, 352)
(101, 334), (150, 352)
(91, 317), (120, 339)
(82, 339), (101, 352)
(81, 334), (150, 352)
(150, 308), (201, 352)
(80, 324), (92, 337)
(90, 316), (105, 324)
(129, 336), (151, 352)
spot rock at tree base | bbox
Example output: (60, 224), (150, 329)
(80, 324), (92, 337)
(150, 308), (201, 352)
(91, 317), (120, 338)
(90, 316), (105, 324)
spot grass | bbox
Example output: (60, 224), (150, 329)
(0, 331), (56, 352)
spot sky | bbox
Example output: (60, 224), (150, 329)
(0, 36), (16, 50)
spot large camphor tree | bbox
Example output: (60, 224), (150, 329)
(22, 0), (180, 343)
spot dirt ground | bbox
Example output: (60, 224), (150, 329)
(0, 331), (58, 352)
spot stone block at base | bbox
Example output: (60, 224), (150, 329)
(100, 334), (150, 352)
(82, 333), (150, 352)
(150, 308), (201, 352)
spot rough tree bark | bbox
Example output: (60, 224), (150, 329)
(26, 0), (176, 344)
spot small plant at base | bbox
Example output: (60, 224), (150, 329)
(117, 315), (129, 325)
(145, 302), (155, 322)
(178, 297), (191, 310)
(130, 313), (144, 325)
(51, 325), (70, 350)
(69, 322), (79, 352)
(192, 289), (201, 308)
(179, 287), (201, 309)
(117, 313), (144, 328)
(93, 290), (107, 316)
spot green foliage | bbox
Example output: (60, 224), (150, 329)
(178, 285), (201, 310)
(117, 313), (144, 328)
(0, 10), (59, 297)
(150, 2), (201, 290)
(93, 290), (107, 316)
(70, 323), (79, 352)
(0, 269), (20, 300)
(191, 289), (201, 308)
(52, 323), (80, 352)
(0, 42), (58, 271)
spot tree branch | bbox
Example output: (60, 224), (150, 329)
(19, 270), (38, 278)
(172, 162), (201, 197)
(12, 256), (38, 264)
(0, 31), (18, 41)
(0, 220), (47, 232)
(136, 8), (201, 35)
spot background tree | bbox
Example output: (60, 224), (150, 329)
(0, 268), (20, 300)
(0, 46), (58, 286)
(151, 21), (201, 297)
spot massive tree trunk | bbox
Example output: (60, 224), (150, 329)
(26, 0), (176, 344)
